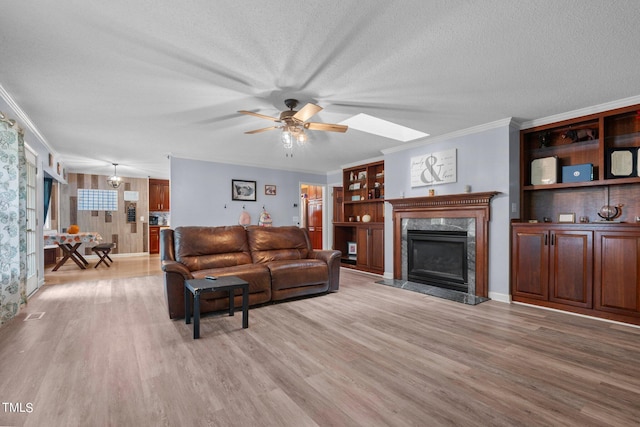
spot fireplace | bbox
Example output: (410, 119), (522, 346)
(407, 230), (468, 292)
(388, 192), (498, 298)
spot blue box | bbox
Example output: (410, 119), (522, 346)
(562, 164), (593, 183)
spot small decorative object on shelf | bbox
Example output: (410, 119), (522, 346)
(538, 131), (552, 148)
(562, 128), (597, 143)
(597, 204), (623, 221)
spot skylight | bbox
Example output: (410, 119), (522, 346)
(340, 113), (429, 142)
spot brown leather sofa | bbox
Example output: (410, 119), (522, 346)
(160, 225), (341, 319)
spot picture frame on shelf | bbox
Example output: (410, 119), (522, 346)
(231, 179), (257, 201)
(558, 213), (576, 223)
(347, 241), (357, 255)
(606, 147), (637, 178)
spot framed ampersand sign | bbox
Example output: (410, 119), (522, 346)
(410, 148), (457, 188)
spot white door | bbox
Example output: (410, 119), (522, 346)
(25, 147), (38, 296)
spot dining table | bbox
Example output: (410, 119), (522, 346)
(44, 232), (103, 271)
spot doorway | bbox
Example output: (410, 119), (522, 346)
(300, 184), (324, 249)
(25, 146), (38, 296)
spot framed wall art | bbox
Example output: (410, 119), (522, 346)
(410, 148), (457, 187)
(232, 179), (257, 201)
(264, 184), (276, 195)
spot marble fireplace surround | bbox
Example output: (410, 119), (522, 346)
(387, 192), (499, 298)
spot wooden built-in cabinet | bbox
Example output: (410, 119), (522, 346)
(513, 103), (640, 325)
(512, 224), (593, 309)
(594, 229), (640, 318)
(333, 160), (385, 274)
(149, 179), (170, 211)
(356, 224), (384, 272)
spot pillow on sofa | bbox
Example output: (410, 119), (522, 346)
(247, 225), (310, 263)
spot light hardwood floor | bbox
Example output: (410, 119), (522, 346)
(1, 258), (640, 426)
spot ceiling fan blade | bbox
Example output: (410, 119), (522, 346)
(293, 103), (323, 122)
(238, 110), (280, 122)
(304, 122), (348, 133)
(245, 126), (279, 134)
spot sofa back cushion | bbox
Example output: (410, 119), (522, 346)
(174, 226), (252, 271)
(247, 226), (311, 263)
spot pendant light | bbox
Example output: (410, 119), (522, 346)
(107, 163), (122, 189)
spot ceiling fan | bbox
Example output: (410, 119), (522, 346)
(238, 99), (348, 136)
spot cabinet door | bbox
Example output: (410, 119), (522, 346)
(549, 229), (593, 308)
(369, 225), (384, 272)
(160, 182), (170, 211)
(149, 227), (160, 254)
(512, 228), (549, 300)
(150, 180), (170, 211)
(356, 226), (369, 268)
(149, 182), (161, 210)
(594, 231), (640, 316)
(355, 225), (384, 273)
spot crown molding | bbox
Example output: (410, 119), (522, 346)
(0, 84), (56, 155)
(340, 155), (385, 170)
(519, 95), (640, 130)
(381, 118), (514, 155)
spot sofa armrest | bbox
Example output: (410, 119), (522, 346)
(309, 249), (341, 292)
(161, 260), (194, 319)
(161, 259), (192, 278)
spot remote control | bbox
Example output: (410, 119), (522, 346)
(205, 276), (217, 280)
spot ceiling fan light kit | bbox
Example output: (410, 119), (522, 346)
(239, 99), (347, 157)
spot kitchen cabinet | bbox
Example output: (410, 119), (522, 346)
(149, 179), (170, 211)
(150, 226), (160, 254)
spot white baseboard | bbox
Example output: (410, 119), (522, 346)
(488, 292), (511, 303)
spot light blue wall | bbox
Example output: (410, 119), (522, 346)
(170, 157), (328, 228)
(383, 120), (519, 299)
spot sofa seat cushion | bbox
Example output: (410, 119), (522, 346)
(192, 263), (271, 300)
(267, 259), (328, 291)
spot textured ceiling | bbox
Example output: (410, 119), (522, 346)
(2, 1), (640, 179)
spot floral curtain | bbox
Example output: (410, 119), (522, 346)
(0, 114), (27, 324)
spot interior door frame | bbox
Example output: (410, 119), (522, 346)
(299, 182), (328, 249)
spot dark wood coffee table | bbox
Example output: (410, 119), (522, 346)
(184, 276), (249, 339)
